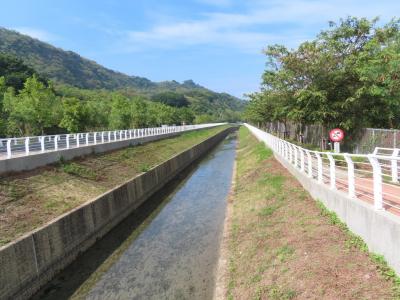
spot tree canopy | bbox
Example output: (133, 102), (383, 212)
(245, 17), (400, 136)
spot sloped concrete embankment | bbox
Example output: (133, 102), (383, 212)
(0, 126), (235, 300)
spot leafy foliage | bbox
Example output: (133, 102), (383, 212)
(245, 17), (400, 137)
(151, 91), (189, 107)
(0, 52), (47, 91)
(3, 76), (61, 135)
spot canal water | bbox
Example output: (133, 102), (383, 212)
(33, 133), (236, 300)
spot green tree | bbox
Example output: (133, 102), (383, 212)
(59, 97), (87, 132)
(0, 77), (7, 136)
(246, 17), (400, 139)
(3, 75), (61, 135)
(109, 94), (132, 129)
(131, 97), (149, 128)
(151, 91), (190, 108)
(0, 53), (47, 92)
(176, 107), (195, 124)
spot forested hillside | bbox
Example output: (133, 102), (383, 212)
(0, 53), (239, 137)
(0, 27), (244, 137)
(0, 27), (244, 115)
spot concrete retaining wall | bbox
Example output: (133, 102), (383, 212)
(274, 154), (400, 275)
(0, 128), (207, 175)
(0, 127), (234, 300)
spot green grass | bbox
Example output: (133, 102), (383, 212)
(276, 245), (295, 263)
(316, 200), (400, 296)
(226, 126), (398, 299)
(61, 162), (98, 180)
(0, 125), (230, 247)
(253, 142), (273, 162)
(258, 205), (279, 217)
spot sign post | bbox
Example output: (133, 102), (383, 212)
(329, 128), (344, 153)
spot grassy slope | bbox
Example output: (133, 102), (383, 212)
(225, 126), (398, 299)
(0, 126), (228, 246)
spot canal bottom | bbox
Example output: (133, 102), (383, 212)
(32, 133), (237, 300)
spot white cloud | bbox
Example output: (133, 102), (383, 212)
(195, 0), (233, 7)
(13, 27), (58, 42)
(116, 0), (400, 53)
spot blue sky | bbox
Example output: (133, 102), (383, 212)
(1, 0), (399, 98)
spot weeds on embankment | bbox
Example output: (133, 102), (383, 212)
(316, 201), (400, 297)
(225, 126), (397, 299)
(0, 126), (228, 246)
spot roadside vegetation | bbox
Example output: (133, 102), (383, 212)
(225, 127), (398, 299)
(244, 17), (400, 143)
(0, 49), (241, 137)
(0, 125), (228, 246)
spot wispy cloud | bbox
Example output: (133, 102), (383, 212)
(195, 0), (233, 7)
(114, 0), (400, 54)
(13, 27), (59, 42)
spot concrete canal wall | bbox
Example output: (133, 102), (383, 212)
(0, 126), (235, 300)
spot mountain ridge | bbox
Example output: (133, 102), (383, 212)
(0, 27), (242, 104)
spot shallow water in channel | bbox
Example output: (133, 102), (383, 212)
(33, 134), (236, 300)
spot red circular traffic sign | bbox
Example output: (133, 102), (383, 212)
(329, 128), (344, 142)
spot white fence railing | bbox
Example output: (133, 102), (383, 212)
(0, 123), (226, 160)
(245, 123), (400, 214)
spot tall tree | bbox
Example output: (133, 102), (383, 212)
(59, 97), (87, 133)
(3, 75), (61, 135)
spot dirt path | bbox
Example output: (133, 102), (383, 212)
(220, 127), (399, 299)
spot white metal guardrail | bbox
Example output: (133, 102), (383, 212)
(0, 123), (226, 160)
(245, 123), (400, 214)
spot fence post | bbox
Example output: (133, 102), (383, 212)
(285, 143), (289, 161)
(94, 132), (97, 145)
(300, 148), (305, 172)
(66, 134), (70, 149)
(306, 151), (312, 178)
(315, 153), (323, 184)
(76, 134), (80, 147)
(85, 133), (89, 145)
(391, 149), (399, 183)
(25, 137), (30, 155)
(368, 155), (383, 210)
(55, 135), (59, 150)
(289, 144), (293, 163)
(40, 136), (45, 152)
(326, 153), (336, 189)
(114, 131), (117, 141)
(343, 154), (355, 198)
(281, 142), (285, 158)
(294, 146), (298, 168)
(7, 139), (11, 158)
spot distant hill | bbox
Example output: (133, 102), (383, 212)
(0, 27), (245, 113)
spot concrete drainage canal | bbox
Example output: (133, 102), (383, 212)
(32, 132), (237, 300)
